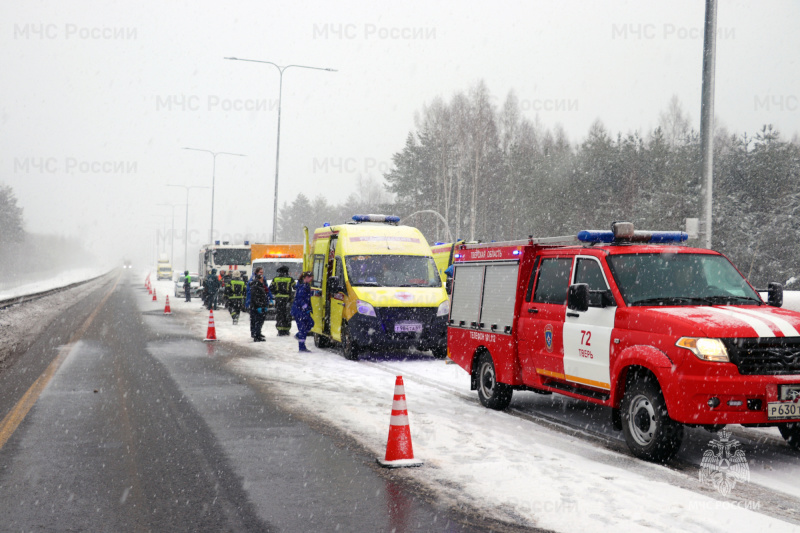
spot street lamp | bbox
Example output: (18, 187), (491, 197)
(401, 210), (454, 243)
(167, 184), (210, 271)
(157, 203), (183, 266)
(182, 148), (246, 244)
(151, 215), (169, 265)
(224, 56), (337, 242)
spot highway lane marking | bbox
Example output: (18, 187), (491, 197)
(0, 273), (121, 452)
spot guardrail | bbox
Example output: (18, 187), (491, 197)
(0, 270), (116, 310)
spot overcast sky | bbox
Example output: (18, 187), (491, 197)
(1, 0), (798, 268)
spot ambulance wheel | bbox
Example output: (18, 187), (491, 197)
(314, 333), (331, 349)
(476, 352), (511, 410)
(778, 423), (800, 450)
(341, 323), (360, 361)
(621, 376), (683, 462)
(430, 346), (448, 359)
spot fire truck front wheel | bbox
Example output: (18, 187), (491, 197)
(476, 352), (512, 410)
(778, 423), (800, 450)
(621, 375), (683, 462)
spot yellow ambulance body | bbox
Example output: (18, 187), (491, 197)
(303, 215), (449, 360)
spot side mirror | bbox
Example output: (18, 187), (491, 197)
(568, 283), (590, 312)
(593, 289), (616, 308)
(768, 282), (783, 307)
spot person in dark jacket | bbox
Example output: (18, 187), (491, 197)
(269, 265), (296, 336)
(204, 269), (220, 310)
(291, 271), (314, 352)
(249, 267), (270, 342)
(226, 271), (246, 325)
(183, 270), (192, 302)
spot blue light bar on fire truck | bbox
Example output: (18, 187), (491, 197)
(577, 221), (688, 244)
(352, 214), (401, 224)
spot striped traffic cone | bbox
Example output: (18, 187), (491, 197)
(378, 376), (423, 468)
(152, 288), (157, 301)
(203, 310), (218, 342)
(164, 295), (172, 315)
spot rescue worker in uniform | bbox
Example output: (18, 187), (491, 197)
(183, 270), (192, 302)
(291, 271), (314, 352)
(225, 271), (246, 325)
(249, 267), (270, 342)
(204, 269), (220, 310)
(269, 265), (296, 336)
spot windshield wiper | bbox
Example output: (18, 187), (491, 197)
(700, 295), (763, 305)
(352, 281), (381, 287)
(630, 296), (703, 306)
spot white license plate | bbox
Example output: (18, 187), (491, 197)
(395, 322), (423, 333)
(767, 401), (800, 420)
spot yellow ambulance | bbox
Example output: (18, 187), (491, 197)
(303, 215), (449, 360)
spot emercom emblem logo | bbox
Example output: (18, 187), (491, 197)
(699, 430), (750, 496)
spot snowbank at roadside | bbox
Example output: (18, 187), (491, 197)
(0, 268), (110, 300)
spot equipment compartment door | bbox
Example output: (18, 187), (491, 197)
(562, 256), (614, 391)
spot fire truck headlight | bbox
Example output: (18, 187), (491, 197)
(437, 300), (450, 317)
(676, 337), (729, 362)
(356, 299), (377, 317)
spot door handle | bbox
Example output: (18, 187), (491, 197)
(566, 312), (580, 318)
(527, 308), (539, 314)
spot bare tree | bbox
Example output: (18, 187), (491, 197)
(658, 95), (692, 147)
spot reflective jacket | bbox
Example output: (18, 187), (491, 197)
(269, 276), (296, 299)
(226, 279), (245, 299)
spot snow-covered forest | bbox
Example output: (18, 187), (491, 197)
(0, 184), (91, 286)
(279, 82), (800, 288)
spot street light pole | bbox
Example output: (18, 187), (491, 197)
(182, 148), (246, 244)
(157, 203), (182, 266)
(700, 0), (717, 249)
(401, 210), (454, 243)
(167, 184), (210, 271)
(224, 57), (337, 242)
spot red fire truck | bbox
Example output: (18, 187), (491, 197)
(447, 222), (800, 461)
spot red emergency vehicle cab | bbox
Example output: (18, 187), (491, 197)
(447, 222), (800, 461)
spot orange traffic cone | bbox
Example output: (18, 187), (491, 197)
(152, 288), (157, 301)
(164, 295), (172, 315)
(378, 376), (423, 468)
(203, 309), (218, 342)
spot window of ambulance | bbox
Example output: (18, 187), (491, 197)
(345, 255), (441, 288)
(311, 255), (325, 288)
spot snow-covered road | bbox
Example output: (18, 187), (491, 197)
(145, 276), (800, 532)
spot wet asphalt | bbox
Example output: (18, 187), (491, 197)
(0, 271), (503, 532)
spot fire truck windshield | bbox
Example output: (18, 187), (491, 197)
(212, 249), (251, 266)
(345, 255), (442, 288)
(607, 253), (762, 306)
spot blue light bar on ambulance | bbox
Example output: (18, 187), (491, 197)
(352, 214), (401, 224)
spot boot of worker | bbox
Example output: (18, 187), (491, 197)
(298, 341), (311, 353)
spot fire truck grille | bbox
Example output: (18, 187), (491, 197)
(722, 338), (800, 375)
